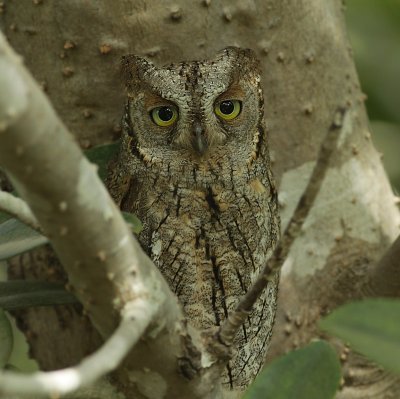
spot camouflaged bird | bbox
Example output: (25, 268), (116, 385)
(107, 47), (280, 390)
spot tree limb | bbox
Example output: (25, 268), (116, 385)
(215, 107), (348, 348)
(0, 302), (152, 396)
(0, 30), (219, 399)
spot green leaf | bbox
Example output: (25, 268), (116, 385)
(85, 142), (120, 181)
(346, 0), (400, 125)
(0, 219), (48, 261)
(0, 192), (22, 225)
(122, 211), (142, 234)
(0, 309), (13, 368)
(0, 280), (78, 311)
(244, 341), (341, 399)
(0, 211), (11, 224)
(320, 298), (400, 373)
(0, 211), (141, 262)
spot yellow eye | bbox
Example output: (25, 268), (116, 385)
(215, 100), (242, 120)
(150, 106), (178, 127)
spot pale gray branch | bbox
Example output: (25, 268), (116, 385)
(0, 30), (219, 399)
(0, 190), (41, 232)
(0, 301), (152, 396)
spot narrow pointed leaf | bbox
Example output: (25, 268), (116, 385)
(0, 191), (21, 224)
(244, 341), (340, 399)
(122, 211), (142, 234)
(0, 281), (78, 310)
(0, 219), (48, 261)
(0, 309), (13, 368)
(320, 298), (400, 373)
(0, 211), (11, 224)
(0, 211), (141, 262)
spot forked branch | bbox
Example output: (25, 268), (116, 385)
(0, 302), (152, 396)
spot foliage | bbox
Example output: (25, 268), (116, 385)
(0, 309), (13, 368)
(244, 341), (341, 399)
(347, 0), (400, 190)
(347, 0), (400, 125)
(0, 218), (47, 261)
(321, 298), (400, 373)
(0, 281), (77, 311)
(243, 298), (400, 398)
(84, 141), (120, 181)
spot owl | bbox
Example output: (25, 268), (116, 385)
(107, 47), (280, 390)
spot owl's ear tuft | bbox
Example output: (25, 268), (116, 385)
(221, 46), (256, 58)
(217, 47), (261, 79)
(121, 54), (155, 92)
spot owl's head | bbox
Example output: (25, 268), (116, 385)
(121, 47), (265, 171)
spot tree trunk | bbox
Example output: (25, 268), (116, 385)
(1, 0), (399, 398)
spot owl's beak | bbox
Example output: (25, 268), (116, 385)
(192, 121), (208, 155)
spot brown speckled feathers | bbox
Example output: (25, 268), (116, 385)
(107, 47), (280, 389)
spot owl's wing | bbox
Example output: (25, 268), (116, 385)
(106, 156), (131, 208)
(106, 151), (141, 215)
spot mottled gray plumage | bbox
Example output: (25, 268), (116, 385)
(107, 47), (280, 389)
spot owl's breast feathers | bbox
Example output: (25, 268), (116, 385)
(106, 144), (279, 388)
(124, 166), (279, 388)
(111, 46), (279, 389)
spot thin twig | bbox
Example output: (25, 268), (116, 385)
(217, 107), (348, 347)
(0, 301), (152, 396)
(0, 190), (42, 232)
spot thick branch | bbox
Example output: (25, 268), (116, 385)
(0, 32), (218, 398)
(0, 302), (151, 396)
(216, 108), (348, 348)
(0, 27), (151, 341)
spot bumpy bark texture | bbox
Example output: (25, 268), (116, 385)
(1, 1), (400, 398)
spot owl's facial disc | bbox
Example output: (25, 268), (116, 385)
(125, 48), (261, 163)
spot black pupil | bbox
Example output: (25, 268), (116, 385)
(220, 100), (234, 115)
(158, 107), (173, 121)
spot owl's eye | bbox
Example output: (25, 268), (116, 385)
(215, 100), (242, 120)
(150, 106), (178, 127)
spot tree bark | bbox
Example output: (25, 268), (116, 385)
(1, 1), (399, 398)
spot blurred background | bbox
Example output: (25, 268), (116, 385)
(346, 0), (400, 192)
